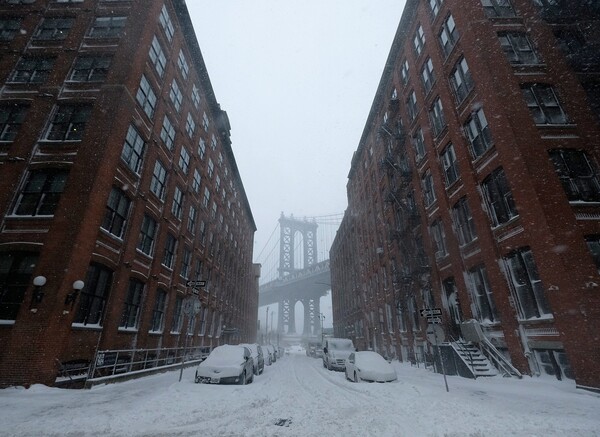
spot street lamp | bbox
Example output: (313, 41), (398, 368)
(319, 313), (325, 343)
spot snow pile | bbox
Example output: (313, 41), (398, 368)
(1, 353), (599, 436)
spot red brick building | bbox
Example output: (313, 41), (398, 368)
(330, 0), (600, 391)
(0, 0), (258, 388)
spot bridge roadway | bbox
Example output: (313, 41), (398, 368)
(259, 260), (331, 335)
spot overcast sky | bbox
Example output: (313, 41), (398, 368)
(187, 0), (406, 254)
(186, 1), (406, 329)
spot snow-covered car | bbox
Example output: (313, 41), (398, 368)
(264, 344), (276, 364)
(195, 345), (254, 385)
(345, 351), (397, 383)
(323, 338), (355, 371)
(240, 343), (265, 375)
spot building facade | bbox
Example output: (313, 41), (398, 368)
(0, 0), (258, 388)
(330, 0), (600, 391)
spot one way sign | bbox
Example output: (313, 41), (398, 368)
(420, 308), (442, 317)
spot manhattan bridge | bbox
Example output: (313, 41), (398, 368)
(256, 213), (342, 342)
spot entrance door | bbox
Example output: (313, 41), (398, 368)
(443, 277), (463, 339)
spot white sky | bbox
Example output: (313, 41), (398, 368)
(186, 0), (406, 256)
(4, 353), (600, 436)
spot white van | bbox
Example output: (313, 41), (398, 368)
(322, 338), (355, 371)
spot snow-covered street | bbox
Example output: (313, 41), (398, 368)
(2, 349), (600, 437)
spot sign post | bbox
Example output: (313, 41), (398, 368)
(426, 323), (449, 392)
(179, 295), (202, 382)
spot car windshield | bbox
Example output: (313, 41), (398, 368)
(329, 340), (354, 350)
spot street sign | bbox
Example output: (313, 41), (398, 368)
(426, 324), (445, 344)
(182, 296), (201, 317)
(426, 316), (442, 324)
(186, 280), (207, 288)
(420, 308), (442, 317)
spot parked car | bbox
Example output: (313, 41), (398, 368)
(322, 337), (355, 371)
(264, 344), (276, 363)
(345, 351), (397, 383)
(195, 345), (254, 385)
(240, 343), (265, 375)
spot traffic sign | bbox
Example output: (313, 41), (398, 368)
(426, 316), (442, 324)
(426, 324), (445, 344)
(420, 308), (442, 317)
(186, 280), (207, 288)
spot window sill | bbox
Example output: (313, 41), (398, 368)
(118, 327), (139, 333)
(71, 323), (102, 331)
(0, 320), (16, 326)
(148, 330), (164, 335)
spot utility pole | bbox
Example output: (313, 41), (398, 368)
(270, 311), (274, 344)
(265, 307), (269, 343)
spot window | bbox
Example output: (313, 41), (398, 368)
(0, 251), (38, 321)
(199, 220), (206, 245)
(187, 205), (197, 234)
(499, 32), (539, 64)
(208, 158), (214, 178)
(73, 263), (112, 326)
(413, 25), (425, 56)
(177, 50), (189, 79)
(101, 187), (130, 238)
(202, 187), (210, 208)
(88, 16), (126, 38)
(121, 125), (145, 173)
(192, 84), (201, 108)
(452, 197), (477, 245)
(33, 17), (73, 41)
(505, 248), (551, 319)
(185, 113), (196, 138)
(198, 307), (208, 336)
(159, 4), (174, 42)
(136, 75), (157, 118)
(421, 58), (435, 94)
(169, 80), (183, 112)
(522, 84), (567, 125)
(10, 57), (55, 83)
(69, 55), (111, 82)
(0, 104), (28, 141)
(137, 214), (157, 255)
(440, 143), (459, 186)
(119, 278), (144, 329)
(481, 0), (516, 18)
(549, 149), (600, 202)
(439, 14), (459, 57)
(172, 187), (184, 220)
(401, 60), (409, 86)
(13, 169), (68, 216)
(482, 167), (518, 226)
(450, 57), (473, 104)
(180, 248), (191, 279)
(412, 127), (426, 162)
(0, 18), (22, 41)
(192, 169), (201, 193)
(150, 289), (167, 332)
(162, 233), (176, 268)
(422, 169), (436, 207)
(430, 219), (448, 259)
(202, 112), (209, 130)
(211, 201), (217, 219)
(171, 296), (183, 333)
(467, 265), (499, 323)
(429, 0), (443, 17)
(464, 108), (492, 159)
(150, 160), (167, 200)
(149, 35), (166, 77)
(178, 147), (190, 174)
(407, 91), (418, 121)
(198, 139), (206, 160)
(429, 97), (446, 137)
(585, 236), (600, 273)
(160, 115), (175, 150)
(45, 104), (92, 141)
(211, 134), (217, 150)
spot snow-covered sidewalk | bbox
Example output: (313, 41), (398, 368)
(1, 351), (599, 436)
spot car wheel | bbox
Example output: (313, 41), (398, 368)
(253, 365), (258, 376)
(239, 371), (246, 385)
(354, 371), (359, 382)
(248, 373), (254, 384)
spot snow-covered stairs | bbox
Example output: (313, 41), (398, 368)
(450, 341), (498, 377)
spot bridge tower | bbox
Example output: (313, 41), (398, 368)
(278, 214), (319, 335)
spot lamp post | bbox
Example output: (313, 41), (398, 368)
(319, 313), (325, 344)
